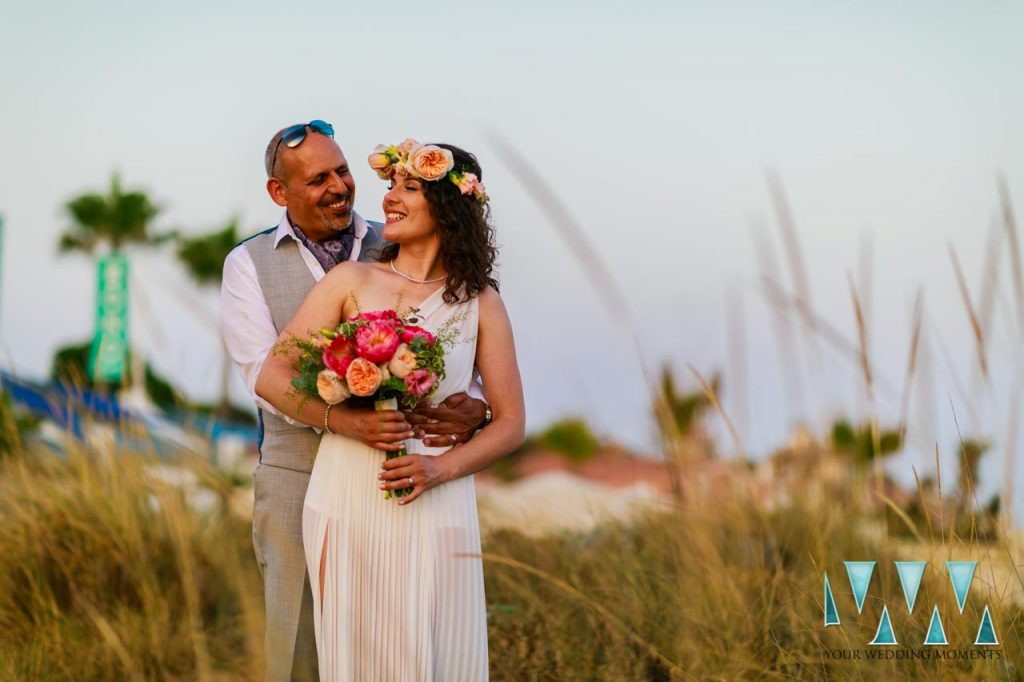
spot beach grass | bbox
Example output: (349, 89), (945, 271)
(0, 428), (1020, 681)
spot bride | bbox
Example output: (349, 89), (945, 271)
(257, 141), (525, 681)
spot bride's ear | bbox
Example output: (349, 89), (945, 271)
(267, 177), (288, 207)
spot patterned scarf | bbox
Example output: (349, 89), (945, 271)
(289, 214), (356, 272)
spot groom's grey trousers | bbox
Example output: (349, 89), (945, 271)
(248, 232), (322, 681)
(244, 225), (384, 681)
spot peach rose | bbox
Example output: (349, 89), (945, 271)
(409, 145), (454, 181)
(397, 138), (420, 156)
(388, 343), (418, 378)
(345, 357), (382, 397)
(368, 145), (392, 179)
(316, 369), (351, 405)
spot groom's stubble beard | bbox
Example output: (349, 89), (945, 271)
(317, 191), (354, 233)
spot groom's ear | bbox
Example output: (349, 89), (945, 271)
(266, 177), (288, 207)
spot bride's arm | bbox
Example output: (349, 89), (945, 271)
(255, 264), (413, 451)
(380, 286), (525, 502)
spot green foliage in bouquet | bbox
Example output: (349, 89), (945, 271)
(283, 332), (330, 404)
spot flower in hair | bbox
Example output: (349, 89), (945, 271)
(409, 145), (454, 181)
(368, 140), (488, 203)
(368, 146), (392, 179)
(397, 138), (419, 157)
(450, 170), (489, 203)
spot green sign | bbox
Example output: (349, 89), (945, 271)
(88, 253), (130, 383)
(0, 213), (4, 333)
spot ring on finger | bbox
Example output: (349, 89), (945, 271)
(449, 434), (457, 443)
(407, 477), (414, 487)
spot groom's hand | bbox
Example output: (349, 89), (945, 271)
(406, 393), (487, 447)
(332, 407), (413, 452)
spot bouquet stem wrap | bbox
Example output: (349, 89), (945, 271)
(375, 398), (413, 499)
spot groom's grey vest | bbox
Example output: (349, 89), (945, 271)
(246, 224), (386, 472)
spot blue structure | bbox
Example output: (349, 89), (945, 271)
(0, 369), (258, 455)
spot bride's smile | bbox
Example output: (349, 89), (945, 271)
(382, 176), (437, 244)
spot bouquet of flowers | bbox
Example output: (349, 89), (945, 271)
(286, 308), (454, 498)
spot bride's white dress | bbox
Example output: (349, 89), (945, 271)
(302, 288), (488, 681)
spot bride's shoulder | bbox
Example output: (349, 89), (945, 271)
(476, 285), (507, 316)
(320, 260), (380, 289)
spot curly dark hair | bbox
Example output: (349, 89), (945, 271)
(379, 144), (499, 304)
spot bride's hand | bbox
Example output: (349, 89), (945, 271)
(378, 453), (453, 505)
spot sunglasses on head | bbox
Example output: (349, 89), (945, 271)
(270, 119), (335, 176)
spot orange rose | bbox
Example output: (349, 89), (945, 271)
(409, 145), (454, 181)
(345, 357), (383, 397)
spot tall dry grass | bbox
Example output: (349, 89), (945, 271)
(479, 143), (1024, 679)
(0, 436), (264, 681)
(482, 496), (1023, 680)
(0, 426), (1020, 680)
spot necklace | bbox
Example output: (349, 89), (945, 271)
(390, 260), (446, 284)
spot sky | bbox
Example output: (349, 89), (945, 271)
(2, 1), (1024, 517)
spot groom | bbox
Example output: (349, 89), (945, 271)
(221, 120), (487, 681)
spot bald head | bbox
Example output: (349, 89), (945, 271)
(265, 130), (356, 241)
(264, 127), (291, 179)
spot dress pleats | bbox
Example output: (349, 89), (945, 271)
(302, 292), (487, 681)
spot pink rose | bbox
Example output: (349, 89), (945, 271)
(456, 173), (487, 201)
(316, 369), (351, 405)
(399, 325), (435, 345)
(409, 145), (454, 181)
(322, 336), (356, 376)
(388, 343), (418, 378)
(355, 321), (401, 363)
(455, 172), (477, 194)
(345, 358), (382, 397)
(403, 369), (437, 398)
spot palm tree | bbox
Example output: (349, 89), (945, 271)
(829, 419), (902, 469)
(652, 365), (720, 499)
(175, 218), (239, 416)
(655, 365), (718, 441)
(957, 439), (988, 511)
(58, 174), (165, 388)
(59, 174), (161, 254)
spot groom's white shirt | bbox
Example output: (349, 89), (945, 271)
(221, 210), (371, 424)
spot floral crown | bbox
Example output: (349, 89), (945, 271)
(368, 138), (489, 203)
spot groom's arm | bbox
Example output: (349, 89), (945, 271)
(221, 245), (309, 427)
(251, 264), (413, 451)
(406, 389), (488, 446)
